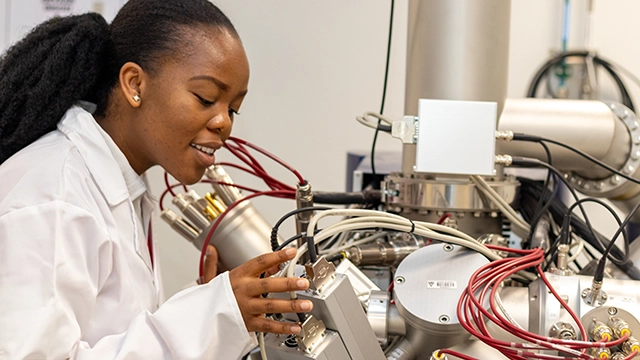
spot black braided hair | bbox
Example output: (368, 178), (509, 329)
(0, 0), (238, 164)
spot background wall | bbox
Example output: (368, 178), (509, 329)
(2, 0), (639, 298)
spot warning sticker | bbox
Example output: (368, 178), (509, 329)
(426, 280), (457, 289)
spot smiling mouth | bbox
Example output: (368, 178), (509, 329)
(190, 143), (217, 156)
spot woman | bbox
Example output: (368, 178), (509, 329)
(0, 1), (312, 358)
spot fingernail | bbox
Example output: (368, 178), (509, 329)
(206, 247), (214, 256)
(285, 248), (296, 257)
(290, 325), (301, 333)
(297, 279), (309, 288)
(300, 301), (312, 311)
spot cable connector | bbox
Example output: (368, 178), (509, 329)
(495, 154), (513, 166)
(623, 336), (640, 355)
(296, 315), (327, 353)
(495, 130), (514, 141)
(582, 279), (607, 307)
(391, 116), (419, 144)
(430, 350), (448, 360)
(305, 256), (336, 291)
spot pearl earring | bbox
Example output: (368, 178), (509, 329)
(132, 94), (141, 103)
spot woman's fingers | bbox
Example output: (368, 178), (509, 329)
(246, 298), (313, 315)
(235, 248), (296, 277)
(246, 316), (303, 335)
(245, 277), (310, 297)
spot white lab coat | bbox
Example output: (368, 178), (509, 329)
(0, 106), (257, 359)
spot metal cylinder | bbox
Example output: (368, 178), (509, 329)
(403, 0), (511, 174)
(345, 239), (419, 267)
(497, 99), (631, 179)
(192, 200), (274, 271)
(295, 182), (314, 264)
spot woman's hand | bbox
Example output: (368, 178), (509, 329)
(229, 248), (313, 334)
(202, 245), (218, 283)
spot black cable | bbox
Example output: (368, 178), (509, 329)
(518, 177), (640, 280)
(512, 133), (640, 187)
(306, 235), (317, 263)
(370, 0), (395, 183)
(270, 206), (332, 251)
(313, 190), (382, 206)
(563, 198), (628, 257)
(527, 51), (635, 112)
(275, 230), (324, 252)
(511, 157), (602, 254)
(519, 178), (629, 265)
(276, 234), (303, 252)
(526, 141), (557, 243)
(594, 199), (640, 282)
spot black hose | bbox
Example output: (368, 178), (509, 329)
(527, 51), (635, 112)
(519, 178), (640, 280)
(313, 190), (382, 206)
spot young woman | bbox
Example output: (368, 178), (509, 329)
(0, 1), (312, 358)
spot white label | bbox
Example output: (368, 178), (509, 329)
(426, 280), (457, 289)
(608, 295), (638, 304)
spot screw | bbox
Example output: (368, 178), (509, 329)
(443, 244), (454, 252)
(608, 307), (618, 316)
(581, 290), (588, 298)
(395, 276), (406, 284)
(439, 315), (450, 323)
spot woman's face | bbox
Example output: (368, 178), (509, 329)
(119, 26), (249, 184)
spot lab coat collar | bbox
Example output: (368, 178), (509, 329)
(57, 105), (149, 206)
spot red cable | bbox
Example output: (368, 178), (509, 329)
(437, 213), (452, 224)
(223, 143), (296, 191)
(159, 183), (188, 211)
(198, 190), (296, 279)
(164, 172), (177, 197)
(456, 247), (627, 359)
(436, 349), (478, 360)
(228, 136), (306, 185)
(164, 171), (188, 196)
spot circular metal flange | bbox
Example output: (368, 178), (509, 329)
(580, 307), (640, 341)
(382, 173), (519, 212)
(393, 244), (489, 336)
(565, 102), (640, 198)
(581, 288), (609, 307)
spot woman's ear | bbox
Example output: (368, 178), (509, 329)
(119, 62), (145, 108)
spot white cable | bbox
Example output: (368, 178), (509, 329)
(470, 175), (529, 230)
(495, 291), (525, 330)
(259, 332), (268, 360)
(320, 232), (387, 256)
(282, 209), (537, 296)
(567, 236), (585, 264)
(355, 111), (394, 130)
(470, 175), (531, 237)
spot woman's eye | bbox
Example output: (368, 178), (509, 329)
(228, 108), (239, 119)
(195, 94), (215, 105)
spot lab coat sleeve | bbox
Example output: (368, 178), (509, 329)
(0, 201), (257, 360)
